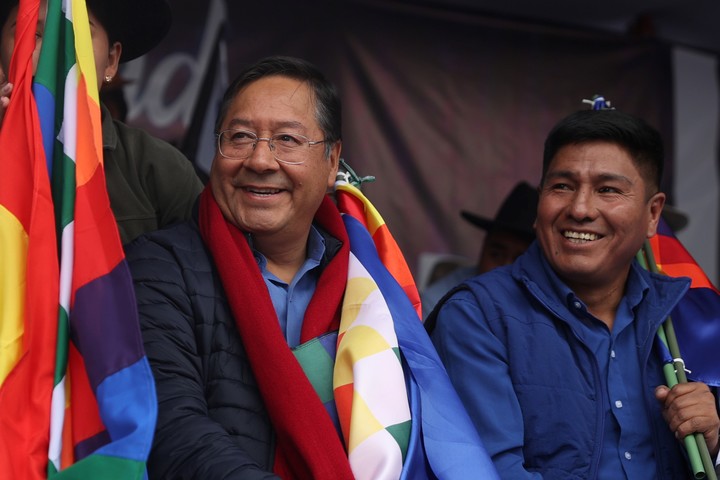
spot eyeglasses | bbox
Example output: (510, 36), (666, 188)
(216, 129), (327, 165)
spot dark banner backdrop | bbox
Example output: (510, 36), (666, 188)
(119, 0), (673, 275)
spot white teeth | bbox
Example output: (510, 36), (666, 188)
(247, 188), (280, 195)
(563, 231), (598, 242)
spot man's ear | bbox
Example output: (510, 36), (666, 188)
(326, 140), (342, 188)
(646, 191), (666, 238)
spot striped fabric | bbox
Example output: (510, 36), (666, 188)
(292, 332), (343, 437)
(0, 1), (59, 478)
(334, 179), (499, 479)
(0, 0), (157, 477)
(335, 181), (421, 319)
(649, 218), (720, 386)
(336, 248), (412, 479)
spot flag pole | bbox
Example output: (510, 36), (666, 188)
(588, 93), (715, 479)
(639, 241), (717, 480)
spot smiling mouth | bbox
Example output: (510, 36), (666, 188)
(245, 187), (282, 196)
(563, 231), (600, 243)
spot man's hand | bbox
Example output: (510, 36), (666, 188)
(0, 82), (13, 128)
(655, 383), (720, 458)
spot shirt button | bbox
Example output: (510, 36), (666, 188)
(611, 350), (616, 358)
(615, 400), (623, 408)
(625, 451), (632, 460)
(573, 301), (582, 309)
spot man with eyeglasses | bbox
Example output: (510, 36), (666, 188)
(125, 55), (495, 479)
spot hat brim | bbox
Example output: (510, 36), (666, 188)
(460, 210), (494, 231)
(89, 0), (172, 63)
(662, 205), (689, 232)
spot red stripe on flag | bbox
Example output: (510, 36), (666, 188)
(0, 1), (59, 478)
(336, 186), (422, 318)
(650, 232), (719, 293)
(71, 170), (124, 292)
(67, 342), (105, 454)
(336, 190), (369, 230)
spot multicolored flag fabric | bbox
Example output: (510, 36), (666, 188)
(334, 179), (499, 479)
(335, 244), (412, 479)
(336, 180), (422, 318)
(0, 1), (60, 478)
(0, 0), (157, 478)
(649, 218), (720, 386)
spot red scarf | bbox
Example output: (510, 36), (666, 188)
(198, 187), (354, 479)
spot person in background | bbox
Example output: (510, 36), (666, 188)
(0, 61), (5, 103)
(422, 181), (538, 320)
(430, 108), (719, 479)
(100, 73), (130, 122)
(0, 0), (202, 244)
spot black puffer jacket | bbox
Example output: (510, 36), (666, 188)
(127, 218), (278, 479)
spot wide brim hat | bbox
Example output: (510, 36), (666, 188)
(461, 181), (539, 239)
(1, 0), (171, 63)
(661, 204), (689, 232)
(87, 0), (172, 62)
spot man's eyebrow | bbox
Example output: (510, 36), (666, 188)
(225, 118), (306, 131)
(226, 118), (251, 129)
(273, 120), (305, 131)
(545, 170), (633, 185)
(595, 172), (634, 185)
(544, 170), (575, 181)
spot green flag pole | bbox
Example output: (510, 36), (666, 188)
(638, 241), (716, 480)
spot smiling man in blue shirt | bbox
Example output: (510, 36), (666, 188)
(429, 108), (720, 479)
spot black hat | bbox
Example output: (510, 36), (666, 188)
(662, 204), (689, 232)
(461, 181), (539, 239)
(1, 0), (172, 63)
(86, 0), (172, 62)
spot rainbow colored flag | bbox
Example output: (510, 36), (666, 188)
(0, 1), (59, 477)
(334, 180), (499, 479)
(0, 0), (157, 478)
(649, 218), (720, 386)
(336, 181), (422, 318)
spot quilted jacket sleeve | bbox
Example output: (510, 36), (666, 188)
(127, 228), (279, 480)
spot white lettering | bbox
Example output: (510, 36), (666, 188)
(122, 0), (227, 129)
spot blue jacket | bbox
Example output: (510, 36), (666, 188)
(126, 212), (342, 479)
(430, 242), (692, 479)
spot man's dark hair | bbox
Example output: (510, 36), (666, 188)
(215, 55), (342, 158)
(541, 109), (664, 194)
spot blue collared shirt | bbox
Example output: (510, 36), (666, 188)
(250, 226), (326, 348)
(568, 270), (656, 480)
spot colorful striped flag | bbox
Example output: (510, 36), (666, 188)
(649, 218), (720, 387)
(0, 0), (157, 478)
(336, 181), (422, 318)
(0, 1), (60, 478)
(334, 180), (499, 479)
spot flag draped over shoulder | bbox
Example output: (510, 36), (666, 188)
(336, 181), (422, 318)
(649, 218), (720, 386)
(334, 180), (499, 480)
(0, 0), (157, 478)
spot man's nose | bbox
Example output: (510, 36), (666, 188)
(568, 188), (596, 220)
(244, 138), (278, 169)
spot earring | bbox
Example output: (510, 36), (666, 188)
(104, 75), (113, 83)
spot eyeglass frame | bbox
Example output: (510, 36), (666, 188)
(215, 129), (327, 165)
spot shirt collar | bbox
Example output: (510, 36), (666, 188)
(250, 225), (326, 272)
(534, 243), (649, 316)
(100, 103), (118, 151)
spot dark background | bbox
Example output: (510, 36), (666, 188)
(116, 0), (719, 284)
